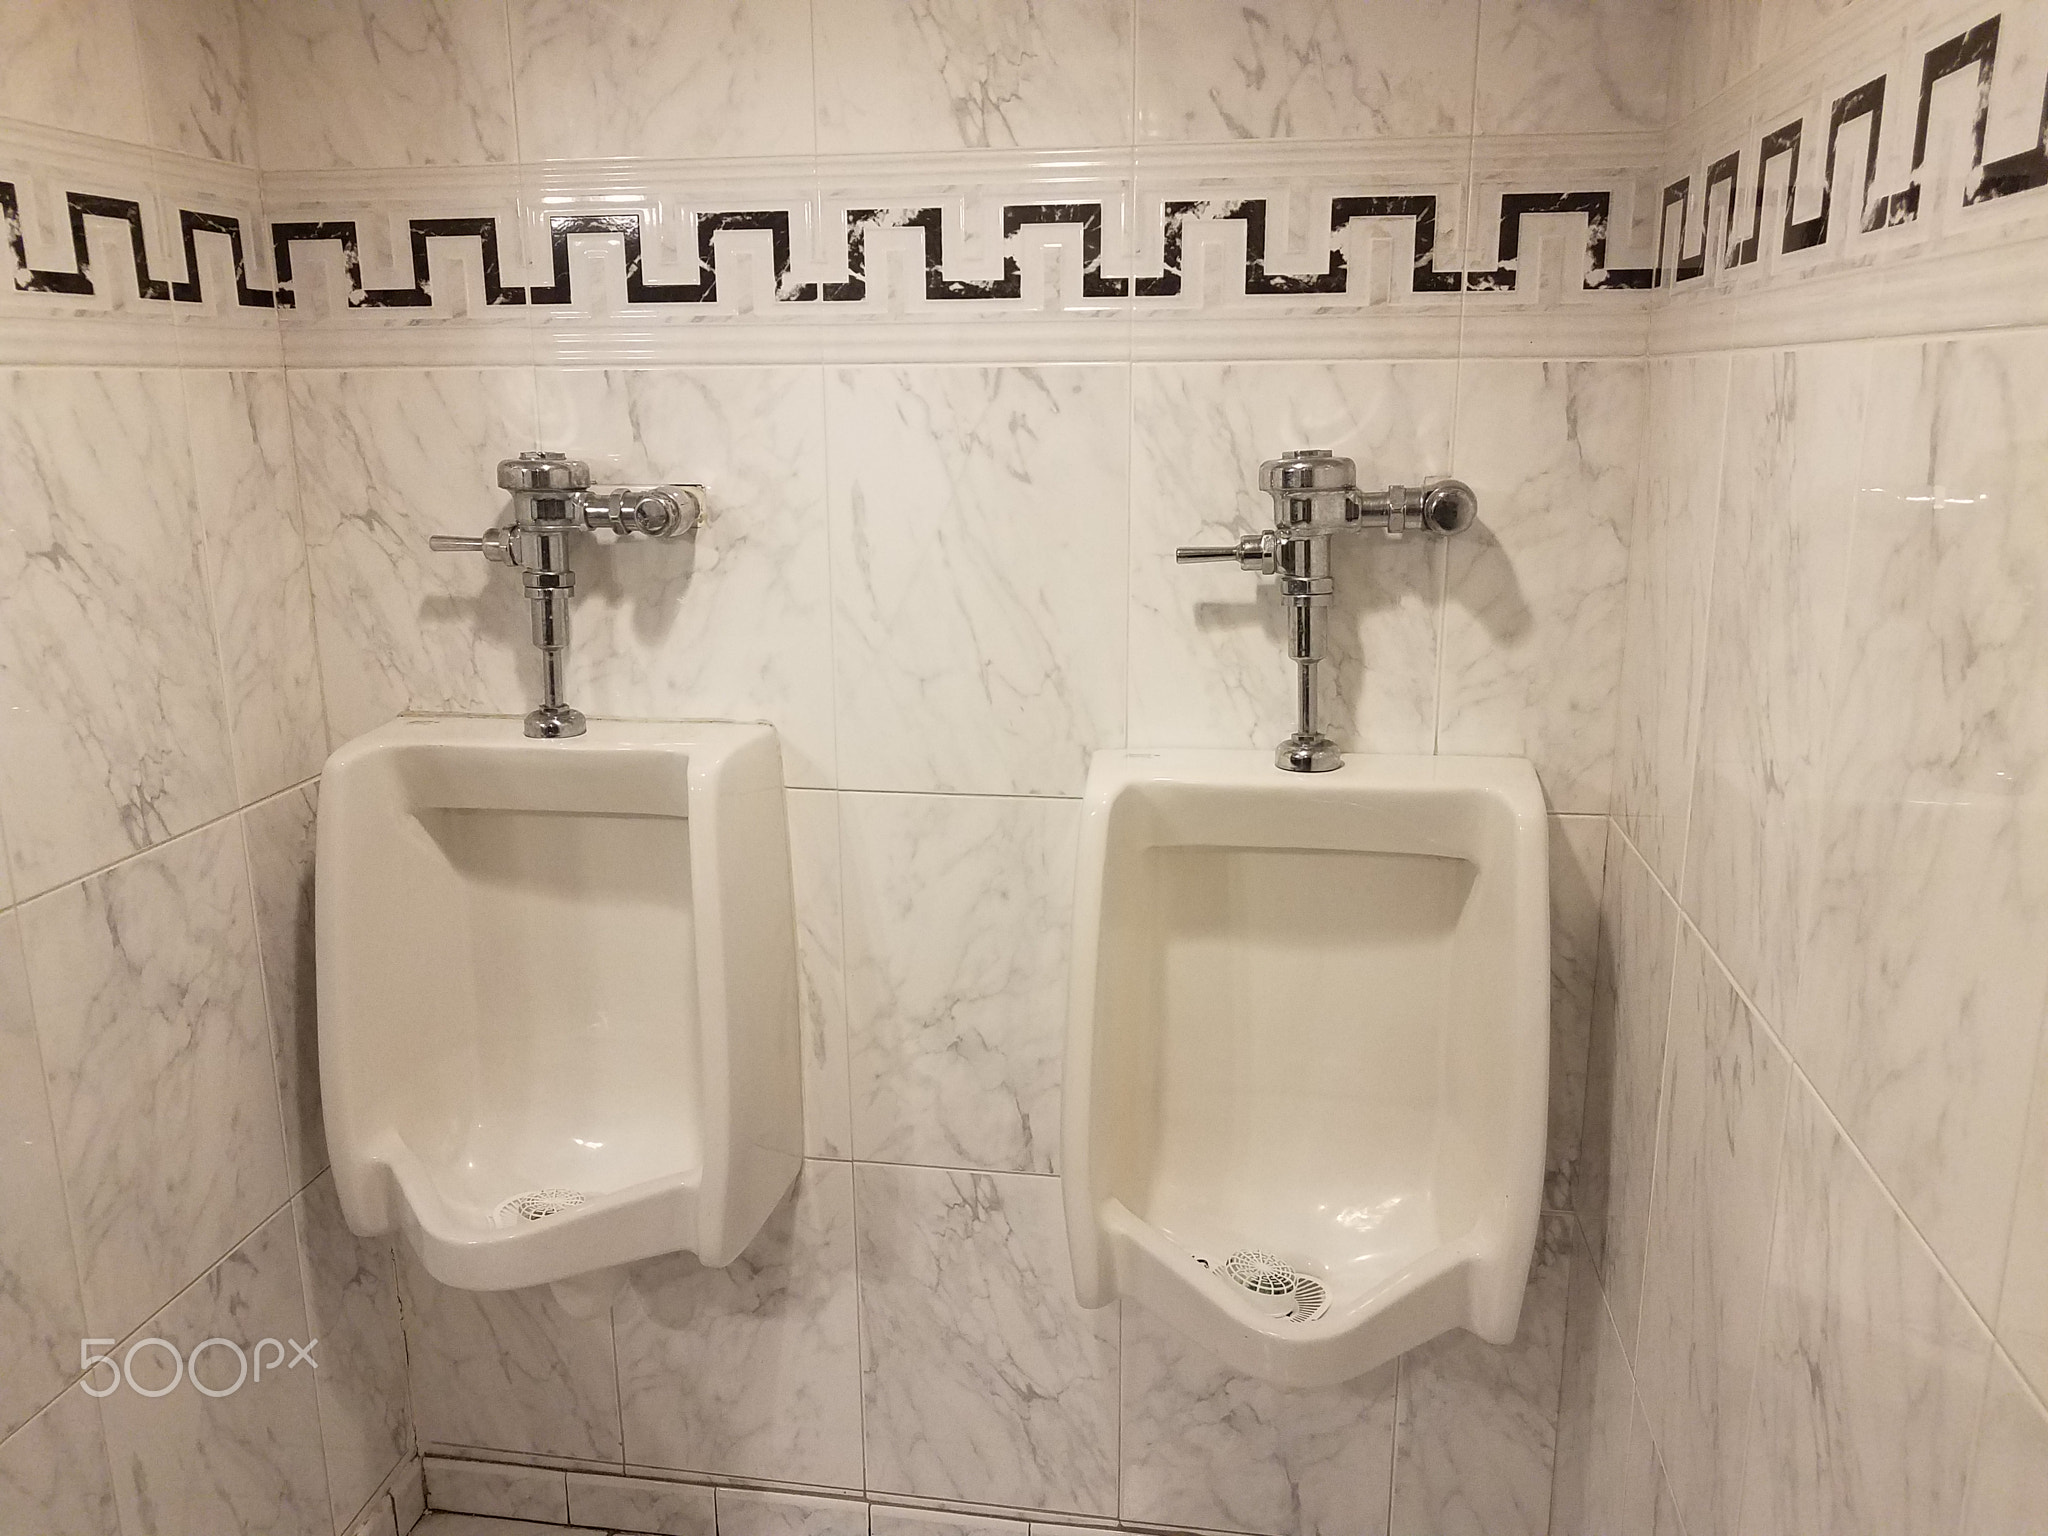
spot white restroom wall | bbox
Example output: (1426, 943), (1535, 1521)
(0, 4), (418, 1536)
(1559, 0), (2048, 1531)
(238, 5), (1674, 1534)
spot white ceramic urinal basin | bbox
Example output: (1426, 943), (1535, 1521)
(317, 717), (802, 1303)
(1063, 750), (1548, 1388)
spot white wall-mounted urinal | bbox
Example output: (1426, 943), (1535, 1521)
(1063, 750), (1549, 1388)
(317, 717), (802, 1311)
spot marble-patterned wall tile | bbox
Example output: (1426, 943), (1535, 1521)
(243, 0), (518, 170)
(1441, 360), (1642, 813)
(1472, 0), (1674, 134)
(99, 1206), (331, 1536)
(1736, 1082), (1993, 1536)
(534, 367), (834, 786)
(1962, 1351), (2048, 1536)
(1389, 1214), (1572, 1536)
(290, 368), (539, 743)
(0, 0), (148, 144)
(1796, 332), (2048, 1314)
(1754, 0), (1864, 71)
(871, 1510), (1025, 1536)
(1681, 346), (1866, 1034)
(424, 1458), (568, 1521)
(1610, 354), (1730, 890)
(1574, 823), (1677, 1357)
(569, 1471), (714, 1536)
(1129, 362), (1454, 757)
(189, 370), (329, 803)
(616, 1162), (862, 1489)
(510, 0), (813, 161)
(399, 1246), (623, 1462)
(789, 790), (851, 1160)
(296, 1172), (410, 1533)
(244, 784), (323, 1187)
(1545, 816), (1607, 1209)
(136, 0), (256, 163)
(1121, 1300), (1397, 1536)
(350, 1491), (399, 1536)
(394, 1455), (427, 1532)
(23, 819), (287, 1341)
(1631, 926), (1790, 1536)
(0, 369), (235, 898)
(841, 793), (1075, 1174)
(0, 913), (85, 1442)
(1999, 1063), (2048, 1397)
(828, 366), (1129, 797)
(715, 1487), (869, 1536)
(816, 0), (1132, 152)
(1136, 0), (1479, 141)
(1669, 0), (1763, 118)
(856, 1164), (1118, 1515)
(0, 1384), (122, 1536)
(1547, 1220), (1643, 1536)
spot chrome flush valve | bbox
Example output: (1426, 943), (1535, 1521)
(429, 450), (706, 739)
(1176, 449), (1478, 773)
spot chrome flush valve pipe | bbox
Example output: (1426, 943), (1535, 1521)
(429, 450), (705, 739)
(1175, 448), (1478, 773)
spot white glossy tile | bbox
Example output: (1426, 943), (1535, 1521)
(188, 370), (328, 803)
(1961, 1351), (2048, 1536)
(1546, 816), (1607, 1209)
(1632, 927), (1791, 1536)
(244, 0), (518, 170)
(1611, 354), (1730, 891)
(616, 1162), (862, 1489)
(715, 1487), (869, 1536)
(816, 0), (1132, 152)
(1754, 0), (1866, 69)
(842, 793), (1075, 1174)
(1136, 0), (1478, 141)
(2000, 1057), (2048, 1399)
(1737, 1082), (1993, 1536)
(856, 1165), (1118, 1514)
(351, 1493), (400, 1536)
(244, 784), (323, 1187)
(535, 367), (834, 786)
(1682, 346), (1866, 1035)
(290, 368), (539, 742)
(0, 0), (148, 143)
(399, 1246), (623, 1462)
(1121, 1300), (1396, 1536)
(395, 1456), (428, 1533)
(136, 0), (256, 163)
(99, 1207), (330, 1536)
(511, 0), (813, 160)
(1128, 362), (1454, 757)
(1547, 1220), (1641, 1536)
(1575, 823), (1677, 1354)
(0, 912), (85, 1442)
(23, 819), (286, 1341)
(297, 1172), (410, 1533)
(1797, 332), (2048, 1314)
(424, 1458), (567, 1522)
(0, 369), (235, 898)
(789, 790), (851, 1159)
(870, 1511), (1025, 1536)
(0, 1384), (121, 1536)
(569, 1470), (714, 1536)
(1389, 1214), (1572, 1536)
(415, 1516), (605, 1536)
(828, 366), (1129, 797)
(1472, 0), (1674, 134)
(1670, 0), (1763, 117)
(1441, 360), (1642, 813)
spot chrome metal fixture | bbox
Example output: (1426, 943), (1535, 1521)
(430, 451), (705, 738)
(1176, 449), (1478, 773)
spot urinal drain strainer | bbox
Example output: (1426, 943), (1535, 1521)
(497, 1188), (588, 1224)
(1212, 1248), (1330, 1324)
